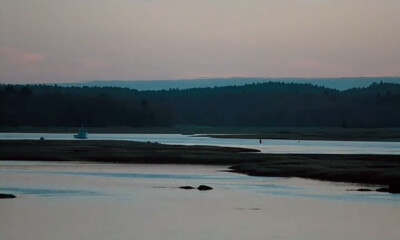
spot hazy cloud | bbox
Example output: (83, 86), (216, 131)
(0, 47), (45, 65)
(1, 0), (399, 83)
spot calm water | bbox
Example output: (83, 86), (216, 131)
(1, 133), (400, 154)
(1, 161), (400, 240)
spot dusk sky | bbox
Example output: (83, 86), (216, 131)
(1, 0), (400, 84)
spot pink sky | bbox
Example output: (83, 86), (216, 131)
(1, 0), (399, 83)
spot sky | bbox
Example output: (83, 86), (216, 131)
(1, 0), (400, 84)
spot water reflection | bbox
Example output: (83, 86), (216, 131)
(0, 187), (104, 197)
(1, 162), (400, 240)
(1, 162), (399, 205)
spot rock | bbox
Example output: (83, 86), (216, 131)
(356, 188), (373, 192)
(40, 137), (45, 141)
(0, 193), (16, 199)
(197, 185), (213, 191)
(346, 188), (373, 192)
(179, 186), (195, 190)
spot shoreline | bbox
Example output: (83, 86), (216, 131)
(1, 140), (400, 188)
(1, 127), (400, 141)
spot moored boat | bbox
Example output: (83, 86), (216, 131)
(74, 128), (88, 139)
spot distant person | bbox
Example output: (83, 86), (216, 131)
(259, 139), (262, 144)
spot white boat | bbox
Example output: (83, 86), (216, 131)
(74, 128), (88, 139)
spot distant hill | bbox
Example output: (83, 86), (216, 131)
(59, 77), (400, 91)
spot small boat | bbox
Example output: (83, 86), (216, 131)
(74, 128), (88, 139)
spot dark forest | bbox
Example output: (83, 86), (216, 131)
(1, 82), (399, 128)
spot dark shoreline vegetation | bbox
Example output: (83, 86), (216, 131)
(1, 140), (400, 192)
(1, 81), (400, 129)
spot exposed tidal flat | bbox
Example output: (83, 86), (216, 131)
(1, 139), (400, 187)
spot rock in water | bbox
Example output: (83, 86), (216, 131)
(197, 185), (213, 191)
(0, 193), (16, 199)
(356, 188), (373, 192)
(179, 186), (195, 190)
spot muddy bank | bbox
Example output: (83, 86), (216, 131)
(1, 140), (400, 187)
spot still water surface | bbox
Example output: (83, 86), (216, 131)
(1, 162), (400, 240)
(1, 133), (399, 154)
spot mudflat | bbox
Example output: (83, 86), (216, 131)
(1, 140), (400, 187)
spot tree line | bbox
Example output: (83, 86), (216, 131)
(1, 81), (399, 128)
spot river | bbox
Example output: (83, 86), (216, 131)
(1, 133), (399, 154)
(1, 161), (400, 240)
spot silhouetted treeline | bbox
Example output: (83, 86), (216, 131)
(1, 82), (399, 128)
